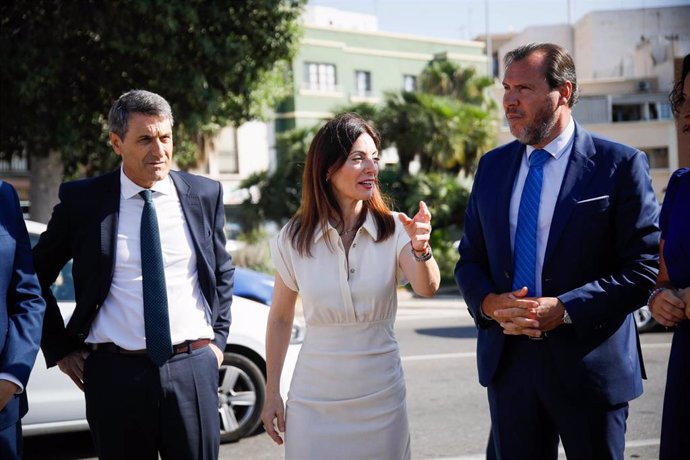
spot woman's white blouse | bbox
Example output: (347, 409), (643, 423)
(270, 212), (411, 326)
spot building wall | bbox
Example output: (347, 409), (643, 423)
(575, 6), (690, 80)
(280, 25), (487, 131)
(497, 24), (573, 80)
(197, 121), (273, 205)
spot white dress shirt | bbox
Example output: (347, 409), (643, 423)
(86, 169), (213, 349)
(509, 117), (576, 296)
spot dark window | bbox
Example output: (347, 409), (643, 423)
(403, 75), (417, 92)
(642, 147), (669, 169)
(354, 70), (372, 97)
(303, 62), (337, 91)
(612, 104), (642, 122)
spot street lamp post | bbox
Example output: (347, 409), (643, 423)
(485, 0), (492, 78)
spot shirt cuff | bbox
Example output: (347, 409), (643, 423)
(479, 306), (493, 321)
(0, 373), (24, 394)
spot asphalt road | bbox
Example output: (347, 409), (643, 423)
(23, 293), (672, 460)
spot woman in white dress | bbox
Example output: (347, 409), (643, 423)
(261, 113), (440, 460)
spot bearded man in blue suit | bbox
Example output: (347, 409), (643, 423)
(455, 43), (659, 459)
(0, 181), (46, 459)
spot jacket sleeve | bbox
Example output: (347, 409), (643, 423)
(210, 181), (234, 351)
(32, 185), (79, 367)
(455, 157), (498, 329)
(1, 182), (46, 385)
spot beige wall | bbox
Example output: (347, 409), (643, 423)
(498, 25), (573, 80)
(574, 6), (690, 80)
(579, 77), (658, 96)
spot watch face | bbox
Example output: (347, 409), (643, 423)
(563, 312), (572, 324)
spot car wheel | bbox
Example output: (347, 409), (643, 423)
(218, 352), (266, 443)
(634, 305), (659, 333)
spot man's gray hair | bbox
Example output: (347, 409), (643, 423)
(108, 89), (174, 139)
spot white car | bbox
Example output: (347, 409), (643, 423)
(22, 220), (301, 443)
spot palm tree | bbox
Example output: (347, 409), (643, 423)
(415, 57), (496, 174)
(419, 57), (494, 108)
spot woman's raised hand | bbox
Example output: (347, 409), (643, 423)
(398, 201), (432, 253)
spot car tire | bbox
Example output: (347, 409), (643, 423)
(218, 352), (266, 443)
(634, 305), (659, 333)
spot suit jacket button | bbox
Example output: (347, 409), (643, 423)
(504, 271), (510, 279)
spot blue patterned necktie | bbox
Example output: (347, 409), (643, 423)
(512, 149), (550, 296)
(139, 189), (173, 366)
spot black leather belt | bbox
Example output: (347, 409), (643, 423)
(89, 339), (212, 355)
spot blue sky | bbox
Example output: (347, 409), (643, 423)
(308, 0), (690, 41)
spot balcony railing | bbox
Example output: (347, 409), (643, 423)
(0, 154), (28, 173)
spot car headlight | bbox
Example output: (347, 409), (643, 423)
(290, 321), (305, 344)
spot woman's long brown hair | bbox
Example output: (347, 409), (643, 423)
(287, 113), (395, 257)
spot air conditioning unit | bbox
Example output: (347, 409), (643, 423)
(637, 80), (651, 92)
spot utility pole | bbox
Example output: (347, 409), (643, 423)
(485, 0), (493, 79)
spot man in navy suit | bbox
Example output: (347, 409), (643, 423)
(455, 43), (659, 459)
(33, 90), (234, 460)
(0, 181), (45, 459)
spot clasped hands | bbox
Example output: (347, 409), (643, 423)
(481, 287), (566, 338)
(649, 287), (690, 328)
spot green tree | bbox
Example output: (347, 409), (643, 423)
(1, 0), (305, 221)
(419, 57), (494, 107)
(410, 57), (496, 175)
(376, 91), (433, 175)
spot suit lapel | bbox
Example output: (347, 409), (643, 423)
(170, 172), (206, 260)
(99, 171), (121, 302)
(544, 124), (596, 265)
(499, 143), (524, 269)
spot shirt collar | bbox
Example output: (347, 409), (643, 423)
(313, 209), (378, 243)
(119, 167), (173, 200)
(525, 116), (575, 161)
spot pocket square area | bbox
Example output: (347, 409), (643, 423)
(577, 195), (609, 204)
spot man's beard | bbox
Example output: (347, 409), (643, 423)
(510, 103), (559, 146)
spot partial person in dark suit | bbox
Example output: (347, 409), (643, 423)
(0, 180), (46, 459)
(455, 43), (659, 459)
(650, 53), (690, 460)
(33, 90), (234, 460)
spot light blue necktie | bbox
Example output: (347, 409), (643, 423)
(139, 189), (173, 366)
(512, 149), (550, 297)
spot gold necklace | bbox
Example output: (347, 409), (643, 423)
(339, 227), (358, 236)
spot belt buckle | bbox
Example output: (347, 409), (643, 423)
(173, 338), (210, 355)
(528, 332), (547, 340)
(173, 341), (191, 355)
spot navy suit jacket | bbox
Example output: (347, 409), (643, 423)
(0, 181), (45, 429)
(455, 122), (659, 405)
(32, 170), (234, 368)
